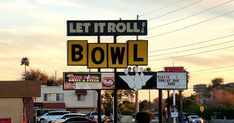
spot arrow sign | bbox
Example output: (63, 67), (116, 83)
(115, 72), (156, 89)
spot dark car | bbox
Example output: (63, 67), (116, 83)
(61, 116), (97, 123)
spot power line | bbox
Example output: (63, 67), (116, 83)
(139, 0), (186, 17)
(149, 39), (234, 57)
(192, 64), (234, 73)
(149, 0), (203, 20)
(149, 34), (234, 52)
(192, 67), (234, 75)
(149, 0), (234, 30)
(146, 10), (234, 39)
(150, 45), (234, 61)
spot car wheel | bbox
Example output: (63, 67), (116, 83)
(40, 119), (46, 123)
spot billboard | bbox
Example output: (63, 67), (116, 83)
(157, 72), (187, 90)
(115, 71), (156, 90)
(63, 72), (114, 90)
(67, 40), (148, 68)
(67, 20), (147, 36)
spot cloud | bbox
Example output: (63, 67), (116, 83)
(34, 0), (82, 8)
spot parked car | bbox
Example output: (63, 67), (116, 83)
(187, 115), (203, 123)
(52, 113), (87, 123)
(88, 111), (105, 122)
(37, 110), (70, 123)
(132, 112), (158, 123)
(58, 116), (97, 123)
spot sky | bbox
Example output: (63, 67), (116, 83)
(0, 0), (234, 100)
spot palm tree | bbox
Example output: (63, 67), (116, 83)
(20, 57), (30, 80)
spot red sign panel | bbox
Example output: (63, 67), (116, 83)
(164, 67), (184, 72)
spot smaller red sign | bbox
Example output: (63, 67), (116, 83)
(164, 67), (184, 72)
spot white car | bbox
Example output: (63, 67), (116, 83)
(37, 110), (70, 123)
(52, 113), (87, 123)
(187, 115), (204, 123)
(88, 112), (105, 122)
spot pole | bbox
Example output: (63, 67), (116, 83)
(179, 90), (183, 122)
(148, 89), (151, 111)
(54, 70), (57, 83)
(97, 35), (102, 123)
(135, 14), (139, 114)
(135, 90), (139, 113)
(173, 90), (176, 123)
(113, 35), (118, 123)
(97, 90), (102, 123)
(158, 89), (163, 123)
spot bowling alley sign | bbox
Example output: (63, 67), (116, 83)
(66, 20), (148, 68)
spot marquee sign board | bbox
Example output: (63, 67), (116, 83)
(67, 40), (148, 68)
(67, 20), (147, 36)
(115, 71), (156, 90)
(63, 72), (115, 90)
(157, 72), (187, 90)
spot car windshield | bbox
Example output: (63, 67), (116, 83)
(191, 116), (200, 119)
(91, 112), (103, 115)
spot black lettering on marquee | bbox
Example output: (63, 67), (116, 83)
(111, 47), (125, 64)
(72, 44), (83, 61)
(91, 47), (105, 64)
(134, 44), (143, 62)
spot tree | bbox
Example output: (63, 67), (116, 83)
(22, 69), (48, 83)
(117, 90), (135, 104)
(211, 78), (223, 88)
(183, 95), (199, 114)
(139, 100), (149, 112)
(119, 100), (135, 115)
(20, 57), (30, 80)
(21, 68), (63, 85)
(101, 90), (113, 114)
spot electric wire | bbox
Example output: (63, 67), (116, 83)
(192, 67), (234, 75)
(149, 39), (234, 57)
(149, 0), (203, 20)
(139, 0), (186, 17)
(146, 10), (234, 39)
(150, 45), (234, 61)
(149, 0), (234, 30)
(192, 64), (234, 73)
(149, 34), (234, 52)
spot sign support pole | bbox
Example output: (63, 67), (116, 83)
(173, 90), (176, 123)
(135, 15), (139, 114)
(113, 35), (118, 123)
(97, 35), (102, 123)
(158, 89), (163, 123)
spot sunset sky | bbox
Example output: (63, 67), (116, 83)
(0, 0), (234, 100)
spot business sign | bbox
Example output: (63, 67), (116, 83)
(157, 72), (187, 90)
(115, 71), (156, 90)
(164, 67), (184, 72)
(63, 72), (114, 90)
(67, 40), (148, 68)
(128, 40), (148, 65)
(67, 20), (147, 36)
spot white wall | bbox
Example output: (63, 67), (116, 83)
(0, 98), (23, 123)
(36, 85), (97, 109)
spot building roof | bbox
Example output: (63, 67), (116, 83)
(0, 81), (41, 98)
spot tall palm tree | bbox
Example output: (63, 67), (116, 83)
(20, 57), (30, 80)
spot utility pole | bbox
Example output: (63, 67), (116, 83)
(135, 14), (140, 114)
(148, 89), (151, 111)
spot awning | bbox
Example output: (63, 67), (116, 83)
(75, 90), (87, 95)
(34, 102), (66, 109)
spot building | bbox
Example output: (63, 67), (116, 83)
(35, 85), (98, 114)
(0, 81), (41, 123)
(193, 84), (207, 94)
